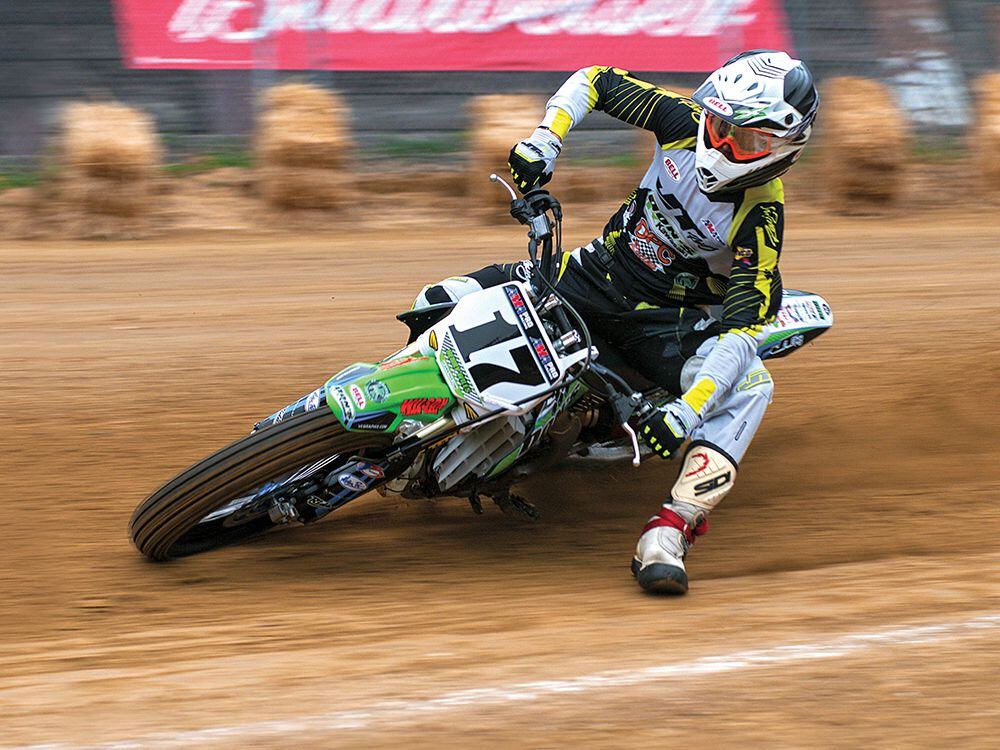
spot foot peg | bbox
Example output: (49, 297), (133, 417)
(491, 490), (539, 521)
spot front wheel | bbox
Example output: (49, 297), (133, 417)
(129, 408), (389, 560)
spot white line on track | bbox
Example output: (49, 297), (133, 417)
(16, 613), (1000, 750)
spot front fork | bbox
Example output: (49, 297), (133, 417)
(270, 455), (408, 525)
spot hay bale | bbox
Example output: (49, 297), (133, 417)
(467, 94), (545, 220)
(61, 178), (150, 218)
(972, 72), (1000, 193)
(61, 102), (160, 179)
(257, 83), (353, 209)
(58, 101), (161, 217)
(257, 166), (345, 210)
(818, 77), (909, 210)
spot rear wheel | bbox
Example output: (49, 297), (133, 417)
(129, 408), (389, 560)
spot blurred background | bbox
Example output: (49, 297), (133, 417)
(1, 0), (997, 189)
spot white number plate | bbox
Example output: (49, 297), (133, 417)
(421, 282), (580, 412)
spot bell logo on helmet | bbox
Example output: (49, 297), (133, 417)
(703, 97), (733, 116)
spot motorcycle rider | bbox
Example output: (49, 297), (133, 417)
(414, 50), (819, 594)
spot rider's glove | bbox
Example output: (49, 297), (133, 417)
(639, 399), (699, 459)
(508, 127), (561, 193)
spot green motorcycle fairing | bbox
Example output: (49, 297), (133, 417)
(325, 355), (455, 433)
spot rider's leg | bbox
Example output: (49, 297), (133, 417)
(633, 339), (774, 594)
(603, 306), (721, 395)
(411, 262), (532, 309)
(412, 241), (623, 318)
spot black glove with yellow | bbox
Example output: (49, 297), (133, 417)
(508, 127), (562, 193)
(639, 399), (699, 459)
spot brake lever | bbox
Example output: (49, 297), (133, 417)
(587, 363), (652, 468)
(621, 423), (642, 467)
(619, 395), (655, 467)
(613, 392), (647, 467)
(491, 174), (532, 225)
(490, 173), (518, 200)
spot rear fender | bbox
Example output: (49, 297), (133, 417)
(758, 290), (834, 360)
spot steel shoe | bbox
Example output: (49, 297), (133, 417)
(631, 506), (708, 594)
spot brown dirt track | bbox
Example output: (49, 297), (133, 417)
(2, 202), (999, 748)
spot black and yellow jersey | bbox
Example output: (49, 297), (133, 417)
(543, 66), (784, 335)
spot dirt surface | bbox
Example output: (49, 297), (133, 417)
(2, 204), (999, 748)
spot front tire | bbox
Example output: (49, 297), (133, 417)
(129, 408), (388, 560)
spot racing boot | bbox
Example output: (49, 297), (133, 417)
(631, 502), (707, 594)
(631, 442), (737, 593)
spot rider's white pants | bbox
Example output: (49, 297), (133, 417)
(680, 337), (774, 467)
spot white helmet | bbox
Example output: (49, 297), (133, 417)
(692, 50), (819, 193)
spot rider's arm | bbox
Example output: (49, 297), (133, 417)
(541, 66), (701, 146)
(511, 67), (697, 192)
(679, 182), (785, 419)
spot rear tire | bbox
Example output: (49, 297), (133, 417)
(129, 408), (389, 560)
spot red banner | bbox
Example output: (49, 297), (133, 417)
(114, 1), (793, 72)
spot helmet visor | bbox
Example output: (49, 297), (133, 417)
(705, 113), (773, 162)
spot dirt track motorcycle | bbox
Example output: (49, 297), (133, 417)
(130, 177), (833, 560)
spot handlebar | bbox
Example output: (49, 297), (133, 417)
(488, 175), (563, 299)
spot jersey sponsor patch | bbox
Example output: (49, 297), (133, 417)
(701, 218), (724, 244)
(760, 205), (780, 246)
(663, 156), (681, 181)
(645, 191), (721, 259)
(674, 272), (698, 289)
(629, 217), (674, 271)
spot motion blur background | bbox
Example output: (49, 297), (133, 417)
(1, 0), (997, 165)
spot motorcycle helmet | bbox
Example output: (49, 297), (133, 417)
(691, 49), (819, 193)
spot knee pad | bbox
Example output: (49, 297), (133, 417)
(412, 276), (483, 310)
(736, 365), (775, 403)
(679, 355), (705, 393)
(670, 442), (738, 512)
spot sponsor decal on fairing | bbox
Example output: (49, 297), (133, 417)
(378, 356), (420, 371)
(365, 379), (390, 403)
(330, 385), (355, 421)
(400, 397), (451, 416)
(529, 337), (560, 382)
(349, 384), (367, 409)
(503, 284), (559, 384)
(505, 287), (535, 332)
(763, 333), (805, 356)
(772, 300), (831, 329)
(360, 465), (384, 480)
(349, 411), (397, 431)
(438, 331), (478, 398)
(304, 388), (324, 412)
